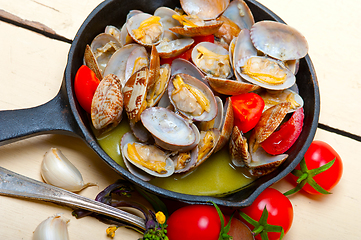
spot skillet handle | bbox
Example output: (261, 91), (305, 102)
(0, 81), (83, 146)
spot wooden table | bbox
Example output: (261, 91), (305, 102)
(0, 0), (360, 239)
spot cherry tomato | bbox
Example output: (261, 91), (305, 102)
(167, 205), (221, 240)
(231, 93), (265, 133)
(239, 188), (293, 240)
(289, 140), (343, 195)
(74, 65), (100, 113)
(261, 108), (304, 155)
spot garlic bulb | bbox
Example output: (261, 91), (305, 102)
(41, 148), (96, 192)
(33, 214), (69, 240)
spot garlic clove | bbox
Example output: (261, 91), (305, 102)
(33, 214), (69, 240)
(41, 148), (96, 192)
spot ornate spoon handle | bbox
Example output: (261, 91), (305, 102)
(0, 166), (146, 231)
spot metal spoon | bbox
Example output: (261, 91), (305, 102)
(0, 166), (146, 231)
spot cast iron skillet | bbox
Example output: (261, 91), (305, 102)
(0, 0), (320, 207)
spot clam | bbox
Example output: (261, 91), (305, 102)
(222, 0), (254, 30)
(154, 7), (181, 31)
(146, 63), (171, 107)
(168, 73), (217, 122)
(214, 97), (234, 152)
(236, 56), (296, 90)
(125, 45), (149, 82)
(169, 17), (223, 37)
(90, 33), (121, 74)
(105, 25), (122, 44)
(180, 0), (230, 20)
(123, 67), (149, 123)
(191, 42), (232, 79)
(229, 125), (251, 167)
(91, 74), (123, 131)
(156, 38), (194, 58)
(229, 125), (288, 177)
(214, 15), (241, 45)
(140, 107), (200, 152)
(127, 13), (164, 47)
(84, 44), (103, 80)
(172, 147), (198, 173)
(121, 132), (175, 179)
(170, 58), (207, 85)
(250, 20), (309, 61)
(103, 43), (140, 87)
(246, 146), (288, 177)
(255, 88), (304, 113)
(192, 128), (221, 168)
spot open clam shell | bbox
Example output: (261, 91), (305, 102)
(191, 42), (233, 79)
(172, 147), (198, 173)
(222, 0), (254, 30)
(140, 107), (200, 152)
(168, 73), (218, 122)
(236, 56), (296, 90)
(154, 6), (181, 31)
(247, 147), (288, 177)
(193, 128), (221, 168)
(169, 20), (224, 37)
(90, 33), (121, 73)
(103, 43), (141, 87)
(255, 88), (304, 113)
(156, 38), (194, 58)
(171, 58), (206, 84)
(125, 46), (150, 82)
(250, 20), (309, 61)
(121, 132), (175, 179)
(214, 97), (234, 152)
(105, 25), (122, 44)
(127, 13), (164, 47)
(180, 0), (230, 20)
(123, 67), (149, 123)
(147, 63), (172, 108)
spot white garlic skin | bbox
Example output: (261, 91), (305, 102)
(41, 148), (95, 192)
(33, 214), (69, 240)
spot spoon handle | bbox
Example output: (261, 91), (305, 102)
(0, 166), (146, 231)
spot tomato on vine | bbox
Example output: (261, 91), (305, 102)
(284, 140), (343, 195)
(239, 188), (293, 240)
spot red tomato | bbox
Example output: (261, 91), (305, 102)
(289, 140), (343, 194)
(261, 108), (304, 155)
(231, 93), (265, 133)
(74, 65), (100, 113)
(167, 205), (221, 240)
(192, 35), (215, 45)
(239, 188), (293, 240)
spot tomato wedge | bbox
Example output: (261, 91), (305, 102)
(74, 65), (100, 113)
(261, 107), (304, 155)
(231, 93), (265, 133)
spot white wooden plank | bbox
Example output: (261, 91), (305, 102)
(0, 21), (69, 110)
(258, 0), (361, 136)
(0, 0), (104, 40)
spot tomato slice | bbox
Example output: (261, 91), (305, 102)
(231, 93), (265, 133)
(261, 107), (304, 155)
(74, 65), (100, 113)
